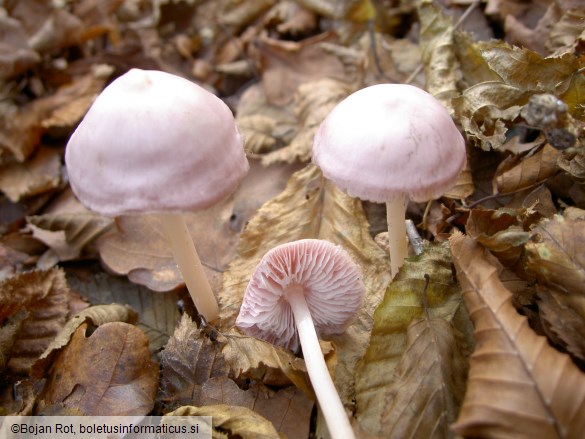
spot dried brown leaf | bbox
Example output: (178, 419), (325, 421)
(494, 144), (561, 194)
(418, 0), (461, 105)
(38, 321), (159, 416)
(221, 329), (310, 394)
(450, 232), (585, 438)
(0, 146), (62, 202)
(0, 268), (72, 375)
(0, 13), (40, 80)
(167, 404), (280, 439)
(65, 268), (180, 353)
(27, 211), (113, 262)
(258, 32), (346, 106)
(377, 317), (468, 438)
(160, 314), (229, 408)
(525, 213), (585, 362)
(262, 78), (351, 165)
(32, 303), (138, 378)
(355, 242), (469, 436)
(466, 207), (537, 268)
(200, 377), (313, 439)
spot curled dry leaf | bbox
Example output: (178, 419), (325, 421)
(37, 321), (159, 416)
(200, 377), (313, 439)
(27, 211), (113, 262)
(0, 146), (62, 203)
(0, 12), (40, 80)
(32, 303), (138, 378)
(221, 328), (311, 395)
(261, 77), (351, 165)
(465, 207), (537, 269)
(160, 314), (229, 408)
(450, 232), (585, 438)
(166, 404), (280, 439)
(258, 32), (346, 106)
(355, 242), (469, 436)
(0, 268), (72, 375)
(66, 267), (181, 353)
(219, 164), (390, 408)
(374, 317), (468, 438)
(494, 143), (561, 194)
(525, 213), (585, 363)
(418, 0), (461, 106)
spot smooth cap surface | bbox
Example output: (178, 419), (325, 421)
(312, 84), (466, 203)
(236, 239), (365, 352)
(65, 69), (249, 216)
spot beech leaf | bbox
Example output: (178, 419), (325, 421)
(0, 268), (72, 374)
(32, 303), (138, 378)
(450, 232), (585, 438)
(377, 317), (468, 438)
(525, 213), (585, 362)
(494, 144), (561, 194)
(355, 242), (468, 436)
(37, 322), (159, 416)
(160, 314), (229, 408)
(166, 404), (281, 439)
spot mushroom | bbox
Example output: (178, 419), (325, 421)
(65, 68), (248, 321)
(236, 239), (364, 439)
(312, 83), (465, 277)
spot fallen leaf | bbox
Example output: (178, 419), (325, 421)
(0, 268), (72, 375)
(525, 213), (585, 363)
(494, 143), (561, 194)
(65, 267), (181, 353)
(0, 12), (40, 80)
(0, 146), (62, 203)
(450, 232), (585, 438)
(465, 207), (537, 268)
(32, 303), (138, 378)
(160, 314), (229, 408)
(526, 212), (585, 295)
(221, 329), (311, 394)
(355, 241), (468, 436)
(27, 211), (113, 262)
(166, 404), (280, 439)
(38, 321), (159, 415)
(376, 316), (468, 438)
(418, 0), (461, 105)
(262, 77), (351, 165)
(200, 377), (313, 439)
(258, 32), (346, 106)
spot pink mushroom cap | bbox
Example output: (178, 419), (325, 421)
(65, 68), (249, 216)
(236, 239), (365, 352)
(312, 83), (466, 203)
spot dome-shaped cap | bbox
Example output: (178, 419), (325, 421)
(65, 69), (249, 216)
(312, 84), (465, 203)
(236, 239), (364, 352)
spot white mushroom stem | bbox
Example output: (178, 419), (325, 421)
(386, 193), (408, 278)
(286, 285), (356, 439)
(158, 213), (219, 321)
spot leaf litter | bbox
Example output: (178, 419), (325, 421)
(0, 0), (584, 437)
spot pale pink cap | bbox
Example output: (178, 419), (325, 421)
(236, 239), (365, 352)
(65, 69), (249, 216)
(312, 84), (466, 203)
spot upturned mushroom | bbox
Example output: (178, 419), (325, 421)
(312, 83), (466, 278)
(236, 239), (364, 439)
(65, 68), (249, 321)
